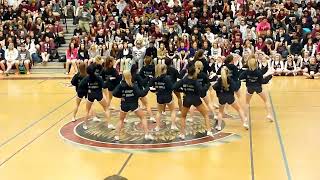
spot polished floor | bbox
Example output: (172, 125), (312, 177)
(0, 75), (319, 180)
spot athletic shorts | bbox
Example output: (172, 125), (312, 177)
(77, 92), (87, 99)
(121, 102), (139, 112)
(234, 81), (241, 91)
(247, 86), (263, 94)
(183, 96), (202, 108)
(157, 95), (173, 105)
(218, 95), (235, 105)
(103, 82), (116, 91)
(87, 92), (103, 102)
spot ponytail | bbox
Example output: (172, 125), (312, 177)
(155, 64), (166, 78)
(123, 70), (133, 87)
(221, 67), (230, 91)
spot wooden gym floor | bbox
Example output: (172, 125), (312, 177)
(0, 75), (319, 180)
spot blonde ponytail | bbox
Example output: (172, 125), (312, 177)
(123, 70), (133, 87)
(247, 55), (258, 71)
(155, 64), (166, 78)
(221, 67), (230, 91)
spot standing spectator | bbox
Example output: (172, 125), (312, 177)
(4, 43), (19, 75)
(78, 6), (91, 33)
(132, 39), (146, 70)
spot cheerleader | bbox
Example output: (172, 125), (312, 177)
(113, 70), (154, 141)
(139, 56), (155, 80)
(70, 62), (87, 122)
(303, 57), (319, 79)
(239, 55), (274, 122)
(217, 55), (242, 98)
(173, 65), (213, 139)
(258, 54), (271, 74)
(271, 53), (284, 76)
(284, 55), (298, 76)
(214, 56), (224, 74)
(189, 61), (217, 121)
(78, 64), (114, 130)
(165, 58), (183, 112)
(101, 56), (121, 108)
(77, 43), (90, 67)
(131, 64), (155, 121)
(149, 64), (178, 131)
(213, 67), (248, 130)
(116, 41), (132, 73)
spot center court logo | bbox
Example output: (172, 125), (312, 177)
(60, 108), (239, 152)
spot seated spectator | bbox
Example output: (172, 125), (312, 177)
(256, 16), (271, 37)
(65, 42), (78, 75)
(40, 36), (55, 64)
(4, 43), (19, 75)
(284, 55), (298, 76)
(17, 44), (31, 75)
(52, 20), (65, 47)
(0, 43), (5, 74)
(271, 53), (284, 76)
(77, 43), (89, 66)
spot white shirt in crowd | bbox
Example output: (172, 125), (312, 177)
(5, 48), (19, 62)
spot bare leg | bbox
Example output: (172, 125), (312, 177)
(195, 103), (212, 133)
(179, 106), (190, 137)
(216, 104), (225, 130)
(155, 104), (165, 131)
(115, 111), (127, 140)
(167, 101), (177, 129)
(72, 97), (82, 121)
(174, 91), (183, 112)
(257, 91), (274, 121)
(135, 109), (154, 140)
(98, 98), (112, 128)
(245, 93), (253, 118)
(24, 60), (31, 74)
(83, 101), (93, 129)
(231, 101), (248, 129)
(140, 96), (154, 120)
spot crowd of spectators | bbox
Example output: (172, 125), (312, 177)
(1, 0), (320, 77)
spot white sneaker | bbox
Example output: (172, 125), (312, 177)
(144, 134), (154, 140)
(215, 125), (222, 131)
(92, 117), (102, 122)
(178, 134), (185, 140)
(150, 117), (156, 122)
(114, 136), (120, 141)
(213, 115), (218, 120)
(161, 111), (166, 115)
(82, 123), (88, 130)
(107, 124), (116, 129)
(177, 111), (181, 115)
(187, 118), (193, 122)
(170, 124), (179, 131)
(267, 115), (274, 122)
(243, 121), (249, 130)
(207, 131), (214, 137)
(154, 126), (160, 132)
(124, 118), (129, 123)
(71, 117), (76, 122)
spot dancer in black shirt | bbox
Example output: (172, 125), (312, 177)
(113, 70), (154, 141)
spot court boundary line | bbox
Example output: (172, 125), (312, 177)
(117, 153), (133, 176)
(0, 111), (73, 167)
(268, 92), (292, 180)
(0, 95), (75, 148)
(248, 105), (255, 180)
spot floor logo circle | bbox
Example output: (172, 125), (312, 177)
(60, 108), (238, 152)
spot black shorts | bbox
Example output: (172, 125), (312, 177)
(183, 96), (202, 108)
(121, 102), (139, 112)
(87, 92), (103, 102)
(218, 95), (235, 105)
(77, 92), (87, 99)
(157, 95), (173, 104)
(247, 86), (263, 94)
(103, 82), (116, 91)
(234, 81), (241, 91)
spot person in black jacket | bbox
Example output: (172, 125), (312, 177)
(213, 67), (248, 131)
(150, 64), (178, 131)
(303, 57), (320, 79)
(71, 62), (87, 122)
(239, 55), (274, 122)
(113, 70), (154, 141)
(165, 58), (183, 113)
(101, 56), (121, 109)
(189, 61), (217, 122)
(78, 64), (114, 130)
(0, 43), (5, 74)
(173, 65), (213, 139)
(132, 64), (155, 122)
